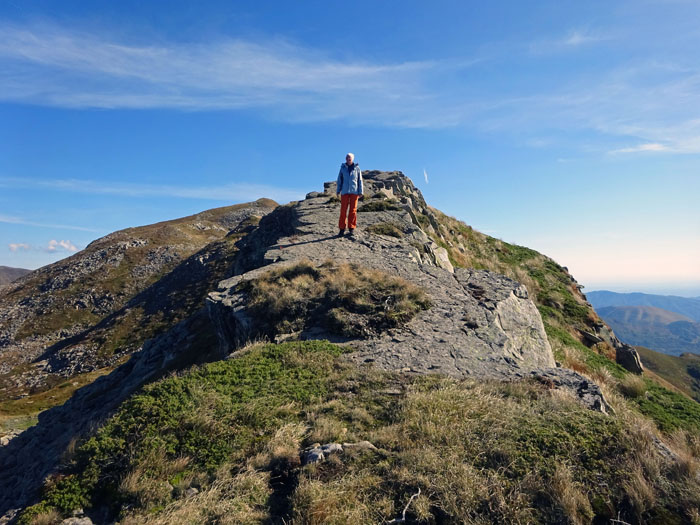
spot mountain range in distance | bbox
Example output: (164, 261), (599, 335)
(587, 291), (700, 356)
(0, 266), (30, 286)
(587, 290), (700, 321)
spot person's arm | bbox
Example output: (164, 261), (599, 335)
(336, 167), (343, 195)
(357, 167), (364, 197)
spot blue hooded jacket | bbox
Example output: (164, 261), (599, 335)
(336, 163), (363, 195)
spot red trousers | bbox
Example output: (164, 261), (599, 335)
(338, 194), (360, 230)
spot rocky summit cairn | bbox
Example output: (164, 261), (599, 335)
(208, 171), (605, 409)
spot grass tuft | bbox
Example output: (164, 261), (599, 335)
(358, 199), (401, 212)
(366, 222), (405, 238)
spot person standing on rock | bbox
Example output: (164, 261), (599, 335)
(336, 152), (364, 237)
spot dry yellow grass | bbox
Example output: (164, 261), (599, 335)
(619, 374), (648, 398)
(28, 509), (61, 525)
(128, 466), (271, 525)
(292, 471), (392, 525)
(244, 260), (431, 337)
(551, 462), (594, 525)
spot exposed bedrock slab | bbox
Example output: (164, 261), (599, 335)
(208, 171), (556, 379)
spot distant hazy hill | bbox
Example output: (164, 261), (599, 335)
(588, 290), (700, 322)
(0, 266), (30, 286)
(597, 305), (700, 356)
(598, 305), (693, 325)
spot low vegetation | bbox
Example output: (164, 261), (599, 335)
(366, 222), (405, 238)
(636, 346), (700, 403)
(241, 261), (431, 338)
(0, 368), (114, 436)
(20, 341), (700, 524)
(10, 182), (700, 524)
(358, 197), (401, 212)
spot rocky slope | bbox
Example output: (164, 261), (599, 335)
(0, 200), (276, 400)
(636, 345), (700, 402)
(1, 172), (699, 524)
(209, 173), (555, 378)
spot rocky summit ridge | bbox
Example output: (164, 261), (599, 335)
(209, 171), (558, 378)
(1, 170), (689, 523)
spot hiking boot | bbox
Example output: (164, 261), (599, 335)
(348, 229), (355, 237)
(337, 229), (346, 237)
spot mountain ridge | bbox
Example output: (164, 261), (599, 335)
(598, 305), (694, 325)
(588, 290), (700, 322)
(0, 199), (277, 400)
(1, 171), (699, 524)
(596, 305), (700, 356)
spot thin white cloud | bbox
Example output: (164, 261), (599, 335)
(0, 177), (305, 204)
(46, 239), (78, 253)
(563, 30), (608, 47)
(528, 29), (612, 54)
(0, 213), (100, 232)
(610, 142), (669, 154)
(0, 23), (457, 127)
(476, 62), (700, 153)
(423, 169), (429, 184)
(8, 243), (30, 252)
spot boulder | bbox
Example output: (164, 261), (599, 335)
(616, 344), (644, 375)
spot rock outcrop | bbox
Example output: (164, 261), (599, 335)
(616, 343), (644, 375)
(208, 171), (556, 379)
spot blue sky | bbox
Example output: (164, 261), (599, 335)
(1, 1), (699, 296)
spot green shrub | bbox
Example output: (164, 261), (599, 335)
(20, 341), (346, 523)
(633, 380), (700, 433)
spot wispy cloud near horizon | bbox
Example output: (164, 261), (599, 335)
(7, 240), (79, 254)
(46, 239), (78, 253)
(609, 142), (670, 154)
(0, 176), (306, 204)
(0, 23), (458, 127)
(0, 213), (100, 232)
(8, 243), (30, 252)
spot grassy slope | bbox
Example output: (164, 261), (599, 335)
(0, 367), (116, 435)
(20, 342), (700, 525)
(0, 202), (274, 400)
(418, 207), (700, 430)
(4, 201), (276, 342)
(636, 346), (700, 403)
